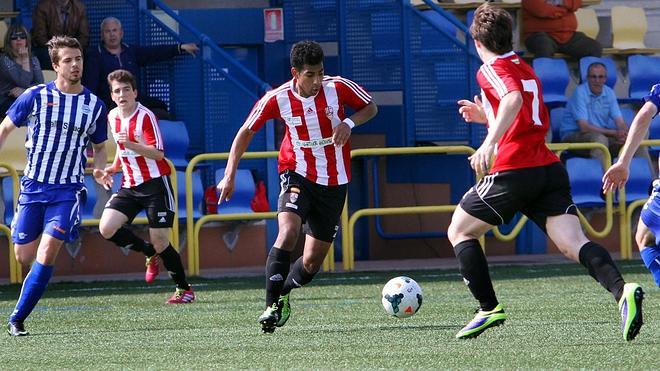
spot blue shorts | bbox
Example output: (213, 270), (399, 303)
(641, 180), (660, 244)
(11, 178), (86, 244)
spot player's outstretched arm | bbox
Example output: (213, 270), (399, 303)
(603, 101), (658, 193)
(217, 125), (256, 203)
(91, 142), (112, 190)
(0, 116), (17, 151)
(333, 101), (378, 147)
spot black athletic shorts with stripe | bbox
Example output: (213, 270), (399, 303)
(459, 162), (578, 232)
(277, 170), (347, 243)
(105, 175), (175, 228)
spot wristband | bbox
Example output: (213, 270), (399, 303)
(343, 118), (356, 129)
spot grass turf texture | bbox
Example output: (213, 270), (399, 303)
(0, 261), (658, 370)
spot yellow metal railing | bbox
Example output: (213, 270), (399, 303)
(0, 163), (20, 283)
(184, 151), (335, 276)
(2, 159), (179, 284)
(341, 146), (476, 271)
(491, 142), (615, 242)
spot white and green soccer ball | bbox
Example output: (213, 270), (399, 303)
(381, 276), (423, 318)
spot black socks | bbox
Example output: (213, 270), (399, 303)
(107, 227), (157, 257)
(281, 257), (317, 296)
(265, 247), (291, 306)
(578, 242), (625, 301)
(159, 245), (189, 290)
(453, 239), (499, 311)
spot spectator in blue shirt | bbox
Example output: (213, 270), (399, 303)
(560, 62), (651, 168)
(82, 17), (198, 119)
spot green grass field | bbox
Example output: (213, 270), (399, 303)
(0, 261), (658, 370)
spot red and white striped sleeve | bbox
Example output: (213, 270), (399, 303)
(330, 76), (372, 112)
(140, 109), (164, 151)
(244, 87), (284, 132)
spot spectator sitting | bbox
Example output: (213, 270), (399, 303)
(560, 62), (652, 171)
(0, 24), (44, 117)
(83, 17), (198, 119)
(31, 0), (89, 70)
(522, 0), (601, 59)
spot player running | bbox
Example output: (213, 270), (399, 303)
(448, 4), (643, 341)
(216, 40), (377, 333)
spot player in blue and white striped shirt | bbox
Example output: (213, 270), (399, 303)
(0, 36), (108, 337)
(604, 83), (660, 287)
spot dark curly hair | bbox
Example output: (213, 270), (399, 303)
(470, 3), (513, 55)
(290, 40), (324, 71)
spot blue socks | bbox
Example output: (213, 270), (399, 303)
(9, 261), (54, 323)
(640, 245), (660, 287)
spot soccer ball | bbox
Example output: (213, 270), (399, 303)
(381, 276), (423, 318)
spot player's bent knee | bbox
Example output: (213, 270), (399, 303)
(14, 249), (35, 266)
(636, 230), (655, 250)
(278, 225), (300, 246)
(99, 223), (119, 240)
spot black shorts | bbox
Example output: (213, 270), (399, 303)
(459, 162), (577, 232)
(106, 175), (175, 228)
(277, 170), (347, 243)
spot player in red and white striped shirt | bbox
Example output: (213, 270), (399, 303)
(95, 70), (194, 304)
(217, 40), (377, 333)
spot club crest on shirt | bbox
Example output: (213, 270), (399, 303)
(325, 106), (334, 119)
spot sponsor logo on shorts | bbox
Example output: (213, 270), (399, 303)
(53, 225), (66, 234)
(159, 217), (166, 223)
(157, 212), (167, 216)
(285, 202), (298, 209)
(18, 232), (27, 240)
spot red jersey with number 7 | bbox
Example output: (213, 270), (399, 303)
(477, 51), (559, 173)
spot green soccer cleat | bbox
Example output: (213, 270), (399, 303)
(456, 304), (507, 339)
(618, 283), (644, 341)
(276, 294), (290, 327)
(258, 303), (279, 334)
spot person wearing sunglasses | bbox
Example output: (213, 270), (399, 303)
(560, 62), (653, 174)
(0, 24), (44, 118)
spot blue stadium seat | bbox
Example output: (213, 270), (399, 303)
(565, 158), (606, 207)
(533, 58), (570, 108)
(646, 115), (660, 156)
(628, 55), (660, 101)
(2, 176), (15, 225)
(215, 168), (255, 214)
(176, 170), (204, 219)
(159, 120), (189, 170)
(549, 107), (565, 143)
(620, 157), (653, 203)
(579, 56), (617, 89)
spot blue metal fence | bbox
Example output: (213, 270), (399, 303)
(283, 0), (484, 147)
